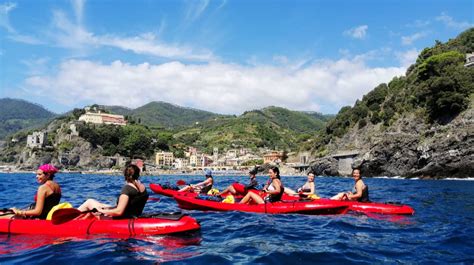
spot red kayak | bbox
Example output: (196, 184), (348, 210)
(337, 200), (414, 215)
(150, 183), (184, 197)
(280, 195), (414, 215)
(151, 183), (414, 215)
(0, 213), (200, 236)
(173, 193), (348, 215)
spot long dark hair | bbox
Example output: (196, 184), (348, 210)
(124, 164), (141, 183)
(270, 166), (280, 179)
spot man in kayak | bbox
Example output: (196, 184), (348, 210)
(331, 168), (369, 202)
(78, 164), (149, 218)
(0, 164), (61, 219)
(179, 169), (214, 194)
(284, 171), (318, 199)
(239, 166), (284, 204)
(217, 168), (259, 196)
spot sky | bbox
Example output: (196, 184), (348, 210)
(0, 0), (473, 115)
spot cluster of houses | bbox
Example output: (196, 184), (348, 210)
(156, 148), (286, 171)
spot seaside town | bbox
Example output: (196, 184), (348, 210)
(0, 106), (315, 176)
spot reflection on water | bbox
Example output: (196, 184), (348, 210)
(0, 232), (202, 263)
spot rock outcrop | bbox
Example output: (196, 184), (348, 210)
(312, 107), (473, 178)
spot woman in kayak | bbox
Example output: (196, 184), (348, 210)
(239, 166), (283, 204)
(331, 168), (369, 202)
(218, 168), (259, 196)
(284, 171), (317, 198)
(78, 164), (149, 218)
(179, 169), (214, 194)
(0, 164), (61, 219)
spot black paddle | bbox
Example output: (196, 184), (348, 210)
(51, 208), (97, 225)
(0, 208), (14, 217)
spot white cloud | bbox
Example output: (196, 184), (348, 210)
(98, 33), (215, 61)
(344, 25), (368, 39)
(396, 49), (419, 68)
(24, 58), (405, 114)
(47, 9), (215, 61)
(401, 32), (428, 45)
(0, 2), (16, 32)
(436, 13), (473, 30)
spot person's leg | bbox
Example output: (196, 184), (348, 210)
(217, 185), (231, 196)
(239, 192), (252, 204)
(284, 187), (297, 195)
(179, 185), (192, 192)
(78, 199), (110, 211)
(331, 192), (346, 200)
(249, 192), (265, 204)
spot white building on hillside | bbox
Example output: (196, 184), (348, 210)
(79, 112), (127, 126)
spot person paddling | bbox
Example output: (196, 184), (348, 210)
(331, 168), (369, 202)
(218, 168), (259, 196)
(0, 164), (61, 219)
(78, 164), (149, 219)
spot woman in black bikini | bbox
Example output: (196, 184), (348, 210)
(284, 172), (316, 198)
(331, 168), (369, 202)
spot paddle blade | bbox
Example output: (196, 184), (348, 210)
(51, 208), (97, 225)
(176, 180), (186, 186)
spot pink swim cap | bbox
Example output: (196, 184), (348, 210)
(38, 164), (58, 175)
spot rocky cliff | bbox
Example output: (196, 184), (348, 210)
(310, 29), (474, 179)
(311, 106), (473, 178)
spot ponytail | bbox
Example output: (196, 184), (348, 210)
(124, 164), (141, 183)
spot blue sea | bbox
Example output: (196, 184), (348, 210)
(0, 173), (473, 264)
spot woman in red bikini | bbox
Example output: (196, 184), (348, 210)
(0, 164), (62, 219)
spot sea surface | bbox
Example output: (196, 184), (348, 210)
(0, 173), (473, 264)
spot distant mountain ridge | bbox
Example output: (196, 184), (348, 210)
(0, 98), (56, 139)
(2, 98), (331, 154)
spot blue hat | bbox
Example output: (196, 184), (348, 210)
(204, 169), (212, 176)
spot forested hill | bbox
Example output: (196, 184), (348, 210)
(127, 101), (226, 129)
(310, 28), (474, 178)
(174, 106), (332, 153)
(0, 98), (56, 139)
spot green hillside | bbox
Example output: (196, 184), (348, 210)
(130, 101), (225, 128)
(0, 98), (56, 139)
(313, 28), (474, 153)
(101, 105), (133, 116)
(174, 106), (331, 153)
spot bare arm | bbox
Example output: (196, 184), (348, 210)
(13, 186), (48, 217)
(193, 178), (212, 188)
(99, 194), (129, 217)
(348, 181), (364, 200)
